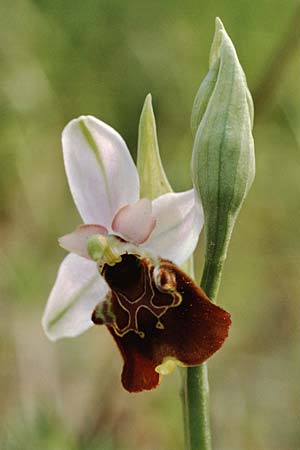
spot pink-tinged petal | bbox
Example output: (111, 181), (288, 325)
(112, 198), (156, 245)
(42, 253), (109, 341)
(58, 224), (108, 259)
(62, 116), (140, 229)
(142, 189), (204, 265)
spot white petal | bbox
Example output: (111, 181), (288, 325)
(143, 189), (204, 265)
(58, 224), (108, 259)
(42, 253), (109, 341)
(62, 116), (140, 229)
(112, 198), (156, 244)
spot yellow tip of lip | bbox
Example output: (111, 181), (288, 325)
(155, 358), (179, 376)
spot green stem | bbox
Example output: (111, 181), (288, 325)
(180, 368), (190, 446)
(200, 256), (225, 300)
(183, 245), (228, 450)
(186, 363), (211, 450)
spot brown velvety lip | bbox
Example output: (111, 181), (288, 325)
(93, 254), (231, 393)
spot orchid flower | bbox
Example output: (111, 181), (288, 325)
(42, 115), (231, 392)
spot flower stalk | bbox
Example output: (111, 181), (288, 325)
(185, 255), (227, 450)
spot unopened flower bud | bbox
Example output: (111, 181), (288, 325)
(191, 18), (255, 287)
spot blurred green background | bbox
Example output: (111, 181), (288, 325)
(1, 0), (300, 449)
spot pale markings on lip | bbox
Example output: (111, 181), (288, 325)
(111, 260), (182, 339)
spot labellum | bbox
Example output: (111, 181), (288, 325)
(92, 253), (231, 393)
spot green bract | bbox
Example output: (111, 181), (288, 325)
(191, 18), (255, 281)
(137, 94), (172, 200)
(137, 94), (195, 276)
